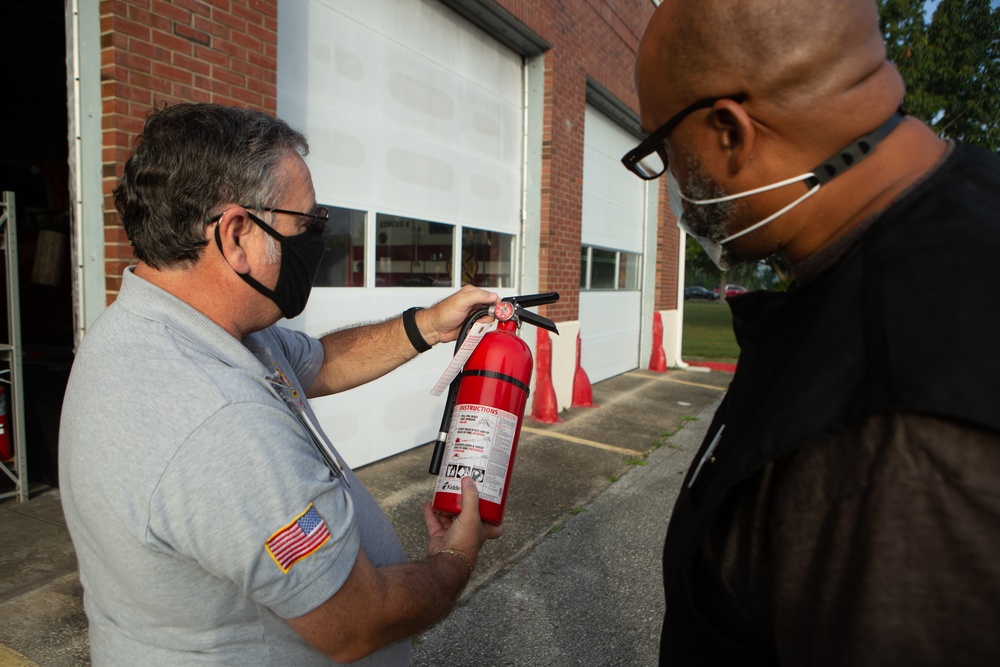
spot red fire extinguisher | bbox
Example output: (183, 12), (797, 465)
(0, 385), (10, 461)
(430, 293), (560, 525)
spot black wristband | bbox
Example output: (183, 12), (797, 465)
(403, 307), (432, 353)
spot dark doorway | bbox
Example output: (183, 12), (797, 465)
(0, 0), (74, 487)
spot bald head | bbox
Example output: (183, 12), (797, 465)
(636, 0), (899, 137)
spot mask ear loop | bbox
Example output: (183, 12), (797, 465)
(679, 172), (817, 206)
(700, 109), (907, 245)
(809, 109), (905, 186)
(213, 214), (284, 306)
(718, 182), (821, 245)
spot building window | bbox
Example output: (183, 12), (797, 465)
(580, 245), (642, 291)
(460, 227), (514, 288)
(618, 250), (641, 290)
(314, 211), (517, 289)
(375, 214), (454, 287)
(315, 205), (366, 287)
(590, 248), (618, 289)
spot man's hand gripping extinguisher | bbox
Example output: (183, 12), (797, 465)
(428, 292), (560, 525)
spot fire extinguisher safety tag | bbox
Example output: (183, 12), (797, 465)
(436, 403), (517, 504)
(430, 321), (496, 396)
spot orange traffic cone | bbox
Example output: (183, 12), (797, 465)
(649, 311), (667, 373)
(530, 328), (562, 423)
(571, 332), (597, 408)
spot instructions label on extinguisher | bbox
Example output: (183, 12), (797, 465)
(436, 403), (518, 504)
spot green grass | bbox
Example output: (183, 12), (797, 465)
(682, 300), (740, 362)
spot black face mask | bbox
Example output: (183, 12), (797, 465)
(215, 211), (325, 319)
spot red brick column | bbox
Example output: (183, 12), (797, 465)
(99, 0), (279, 301)
(493, 0), (662, 322)
(656, 179), (681, 311)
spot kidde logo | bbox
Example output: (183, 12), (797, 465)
(441, 481), (461, 492)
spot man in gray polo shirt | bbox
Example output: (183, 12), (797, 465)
(59, 103), (501, 665)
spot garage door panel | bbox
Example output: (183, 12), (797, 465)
(278, 0), (524, 466)
(583, 142), (648, 214)
(280, 0), (522, 230)
(579, 291), (641, 383)
(312, 0), (523, 103)
(580, 104), (645, 382)
(284, 1), (522, 142)
(295, 95), (521, 229)
(580, 192), (644, 254)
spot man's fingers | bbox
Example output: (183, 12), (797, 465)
(458, 477), (503, 540)
(423, 501), (451, 535)
(422, 501), (438, 534)
(458, 475), (482, 520)
(425, 287), (499, 343)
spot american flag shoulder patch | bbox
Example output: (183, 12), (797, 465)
(266, 504), (332, 573)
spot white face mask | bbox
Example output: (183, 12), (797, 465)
(668, 169), (820, 271)
(668, 110), (905, 271)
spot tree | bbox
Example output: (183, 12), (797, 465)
(924, 0), (1000, 148)
(684, 236), (721, 289)
(684, 1), (999, 293)
(880, 0), (1000, 152)
(683, 239), (783, 295)
(880, 0), (936, 118)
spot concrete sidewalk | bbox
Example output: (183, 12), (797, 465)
(0, 368), (730, 666)
(411, 378), (720, 666)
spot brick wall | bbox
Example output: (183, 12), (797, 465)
(495, 0), (670, 322)
(655, 180), (680, 311)
(99, 0), (278, 301)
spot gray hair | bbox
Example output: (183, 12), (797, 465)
(113, 103), (309, 269)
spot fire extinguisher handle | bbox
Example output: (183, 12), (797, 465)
(516, 308), (559, 335)
(501, 292), (560, 309)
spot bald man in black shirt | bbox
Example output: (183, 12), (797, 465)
(622, 1), (1000, 665)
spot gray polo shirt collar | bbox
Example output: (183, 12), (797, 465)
(115, 266), (271, 379)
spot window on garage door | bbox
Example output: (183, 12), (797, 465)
(580, 246), (641, 290)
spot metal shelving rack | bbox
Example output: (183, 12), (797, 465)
(0, 191), (28, 502)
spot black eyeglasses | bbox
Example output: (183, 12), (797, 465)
(243, 205), (330, 231)
(209, 205), (330, 237)
(621, 95), (747, 180)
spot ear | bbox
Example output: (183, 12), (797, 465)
(707, 99), (756, 176)
(213, 207), (255, 274)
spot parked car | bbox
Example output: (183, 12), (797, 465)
(714, 284), (749, 298)
(684, 286), (719, 300)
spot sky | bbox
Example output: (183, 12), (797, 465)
(925, 0), (1000, 19)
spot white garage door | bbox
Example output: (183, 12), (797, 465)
(579, 104), (646, 383)
(277, 0), (524, 467)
